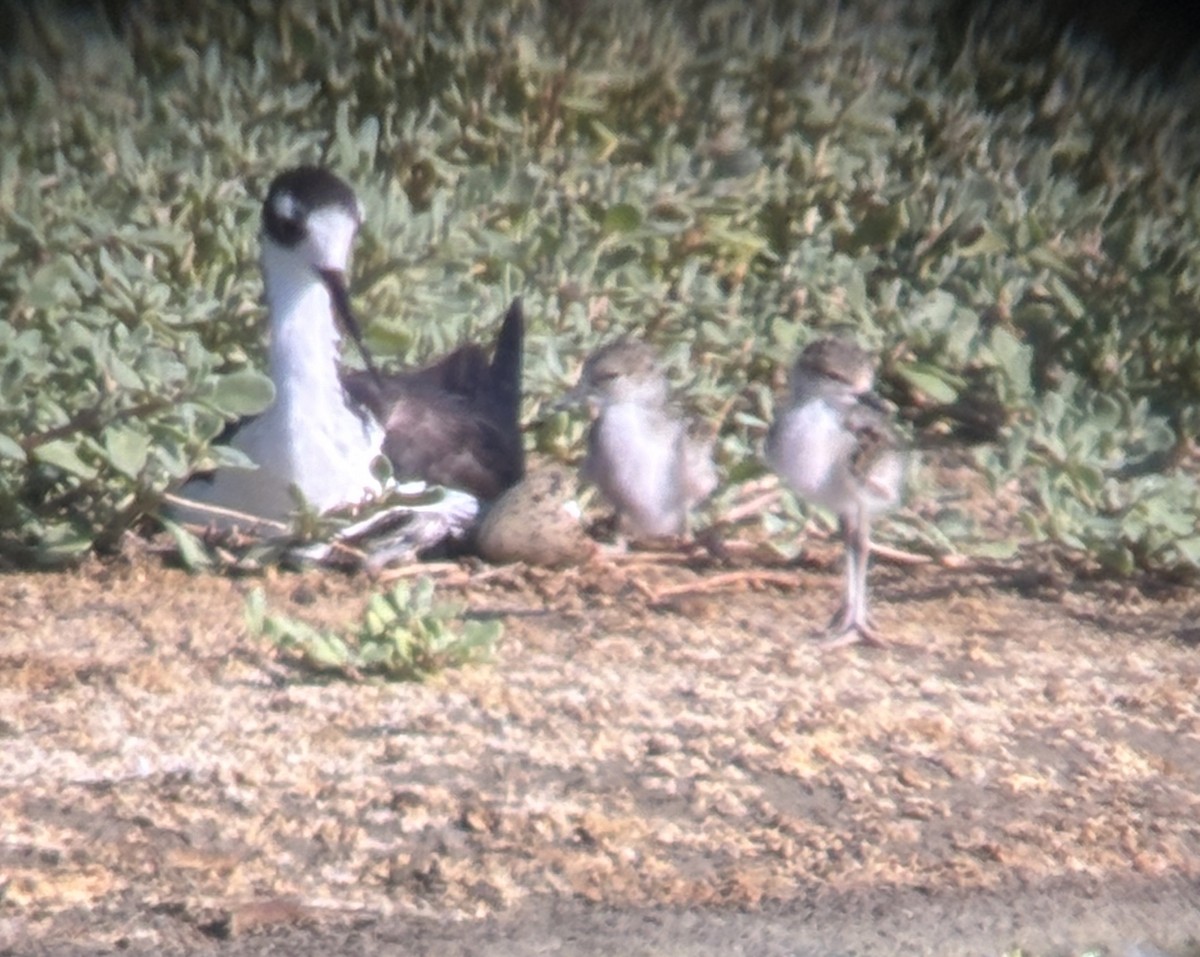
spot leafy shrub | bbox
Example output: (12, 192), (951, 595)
(245, 578), (501, 680)
(1, 0), (1197, 574)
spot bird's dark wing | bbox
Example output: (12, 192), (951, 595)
(340, 298), (525, 500)
(845, 394), (902, 499)
(380, 388), (522, 500)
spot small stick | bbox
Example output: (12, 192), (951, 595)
(373, 561), (469, 584)
(466, 564), (529, 584)
(648, 569), (805, 602)
(163, 493), (367, 565)
(602, 548), (698, 566)
(719, 486), (784, 526)
(870, 542), (972, 568)
(162, 492), (290, 532)
(869, 542), (934, 565)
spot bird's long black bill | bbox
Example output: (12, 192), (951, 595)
(317, 267), (383, 388)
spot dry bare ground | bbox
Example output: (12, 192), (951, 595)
(2, 533), (1200, 956)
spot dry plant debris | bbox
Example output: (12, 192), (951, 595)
(1, 554), (1199, 953)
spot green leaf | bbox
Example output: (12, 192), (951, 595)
(1173, 536), (1200, 566)
(0, 433), (27, 462)
(957, 227), (1008, 257)
(37, 521), (94, 559)
(104, 354), (144, 391)
(103, 425), (152, 478)
(244, 587), (267, 633)
(209, 444), (257, 470)
(33, 439), (98, 479)
(161, 518), (214, 571)
(209, 370), (275, 417)
(896, 363), (960, 403)
(850, 202), (904, 248)
(602, 203), (642, 233)
(304, 629), (352, 670)
(967, 540), (1021, 560)
(1047, 274), (1085, 321)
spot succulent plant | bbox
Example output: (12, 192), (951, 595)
(246, 578), (501, 680)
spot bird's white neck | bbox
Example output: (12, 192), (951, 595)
(254, 243), (384, 512)
(263, 253), (346, 406)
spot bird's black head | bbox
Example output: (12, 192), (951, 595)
(261, 166), (362, 248)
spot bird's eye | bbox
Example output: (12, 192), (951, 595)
(264, 189), (309, 247)
(271, 191), (303, 225)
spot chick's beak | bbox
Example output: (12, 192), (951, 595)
(553, 380), (604, 420)
(553, 382), (584, 413)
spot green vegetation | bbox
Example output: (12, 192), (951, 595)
(2, 0), (1198, 573)
(246, 578), (501, 680)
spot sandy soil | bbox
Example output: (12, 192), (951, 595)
(1, 539), (1199, 956)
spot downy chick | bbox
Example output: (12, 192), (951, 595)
(564, 340), (716, 540)
(766, 337), (905, 646)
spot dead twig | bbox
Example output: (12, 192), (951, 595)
(162, 492), (291, 533)
(648, 569), (805, 602)
(600, 547), (700, 566)
(719, 484), (785, 526)
(870, 542), (935, 565)
(870, 542), (974, 568)
(373, 561), (471, 585)
(161, 493), (370, 566)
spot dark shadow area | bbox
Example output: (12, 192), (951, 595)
(946, 0), (1200, 80)
(6, 0), (1200, 82)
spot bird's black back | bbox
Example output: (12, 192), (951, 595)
(342, 298), (525, 500)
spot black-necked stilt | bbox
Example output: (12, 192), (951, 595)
(561, 339), (716, 540)
(765, 338), (905, 647)
(176, 166), (524, 544)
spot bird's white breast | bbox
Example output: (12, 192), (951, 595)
(588, 402), (685, 536)
(768, 397), (861, 514)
